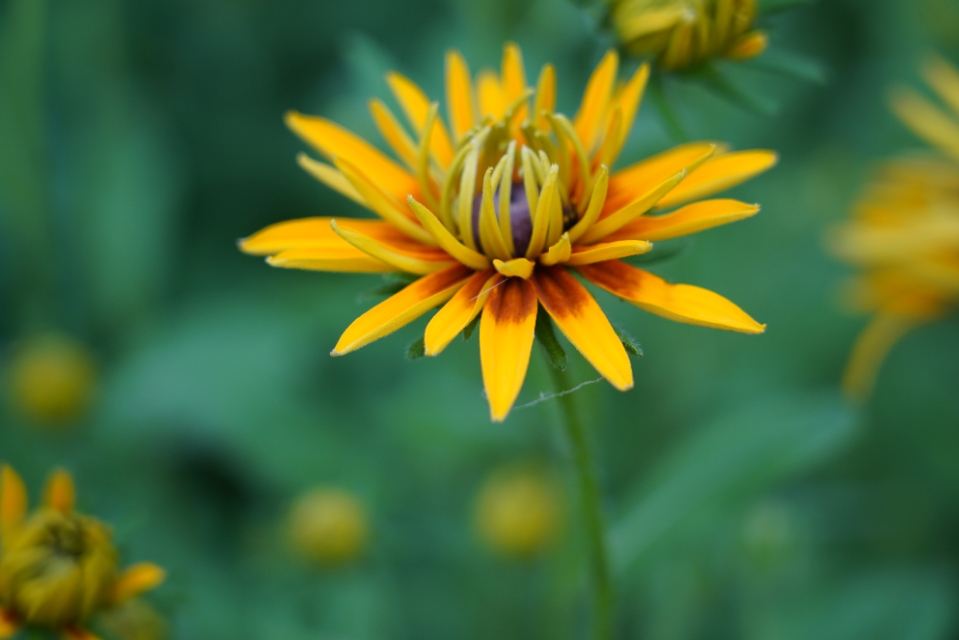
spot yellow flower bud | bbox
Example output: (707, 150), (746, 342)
(0, 509), (118, 627)
(475, 468), (561, 557)
(609, 0), (767, 71)
(288, 488), (368, 566)
(8, 335), (97, 425)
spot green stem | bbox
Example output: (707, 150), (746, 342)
(548, 362), (614, 640)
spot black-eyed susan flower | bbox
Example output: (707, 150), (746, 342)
(829, 57), (959, 399)
(7, 335), (96, 426)
(0, 466), (165, 640)
(241, 43), (773, 421)
(287, 488), (368, 566)
(475, 467), (560, 557)
(608, 0), (768, 71)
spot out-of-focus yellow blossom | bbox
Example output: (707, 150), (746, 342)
(98, 600), (168, 640)
(288, 488), (368, 566)
(829, 56), (959, 399)
(609, 0), (767, 71)
(8, 335), (96, 425)
(0, 466), (166, 640)
(475, 467), (561, 557)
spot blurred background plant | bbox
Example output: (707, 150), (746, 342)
(0, 0), (958, 639)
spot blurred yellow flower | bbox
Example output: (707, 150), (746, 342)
(8, 335), (96, 426)
(475, 467), (560, 557)
(829, 56), (959, 399)
(609, 0), (767, 71)
(98, 600), (168, 640)
(0, 466), (165, 640)
(241, 42), (773, 421)
(288, 488), (368, 566)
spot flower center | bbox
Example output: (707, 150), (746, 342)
(471, 181), (533, 258)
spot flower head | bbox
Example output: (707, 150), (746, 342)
(829, 57), (959, 399)
(241, 43), (773, 421)
(287, 488), (368, 566)
(475, 467), (560, 557)
(8, 335), (96, 426)
(608, 0), (767, 71)
(0, 465), (165, 639)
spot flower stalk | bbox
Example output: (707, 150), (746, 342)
(548, 361), (614, 640)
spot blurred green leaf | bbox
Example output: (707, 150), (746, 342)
(462, 314), (480, 341)
(747, 50), (828, 84)
(406, 337), (426, 360)
(693, 63), (779, 116)
(610, 394), (860, 574)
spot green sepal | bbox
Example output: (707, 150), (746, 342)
(535, 313), (567, 371)
(691, 63), (778, 117)
(616, 328), (644, 357)
(406, 337), (426, 360)
(357, 273), (420, 302)
(461, 314), (481, 342)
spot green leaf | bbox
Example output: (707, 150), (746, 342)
(356, 281), (408, 303)
(693, 63), (779, 116)
(610, 394), (860, 575)
(534, 313), (567, 371)
(649, 75), (689, 143)
(623, 240), (690, 266)
(385, 272), (421, 284)
(406, 337), (425, 360)
(746, 50), (827, 84)
(616, 328), (643, 357)
(461, 314), (481, 341)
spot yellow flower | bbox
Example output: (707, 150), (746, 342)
(0, 466), (165, 640)
(8, 335), (96, 426)
(829, 57), (959, 399)
(608, 0), (768, 71)
(475, 467), (560, 557)
(287, 488), (368, 566)
(240, 43), (773, 421)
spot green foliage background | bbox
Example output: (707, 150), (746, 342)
(2, 0), (959, 638)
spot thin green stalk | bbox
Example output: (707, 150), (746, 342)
(548, 362), (614, 640)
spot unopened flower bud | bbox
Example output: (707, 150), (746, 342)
(288, 488), (368, 566)
(8, 335), (96, 425)
(475, 468), (560, 557)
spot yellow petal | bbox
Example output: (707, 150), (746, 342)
(533, 64), (556, 130)
(0, 608), (19, 639)
(480, 276), (538, 422)
(267, 247), (397, 273)
(240, 217), (403, 256)
(540, 233), (572, 266)
(574, 50), (619, 152)
(566, 239), (652, 265)
(334, 157), (437, 246)
(612, 63), (651, 158)
(446, 50), (476, 141)
(923, 55), (959, 116)
(285, 111), (418, 201)
(501, 42), (527, 123)
(477, 70), (506, 120)
(331, 219), (455, 275)
(580, 170), (687, 244)
(386, 72), (455, 165)
(726, 31), (768, 60)
(112, 563), (166, 605)
(44, 469), (75, 513)
(842, 313), (928, 402)
(369, 98), (419, 169)
(424, 269), (497, 355)
(605, 142), (717, 213)
(891, 88), (959, 160)
(295, 154), (365, 207)
(568, 166), (610, 244)
(525, 164), (559, 259)
(494, 257), (535, 280)
(1, 466), (27, 543)
(479, 169), (512, 260)
(578, 260), (766, 333)
(655, 150), (778, 209)
(604, 199), (760, 242)
(407, 196), (491, 270)
(333, 264), (473, 355)
(533, 266), (633, 390)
